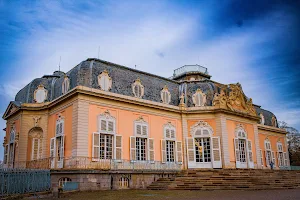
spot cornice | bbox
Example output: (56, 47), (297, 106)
(257, 124), (287, 134)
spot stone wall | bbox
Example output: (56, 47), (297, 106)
(51, 170), (178, 191)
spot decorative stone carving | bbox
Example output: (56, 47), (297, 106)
(132, 78), (144, 98)
(161, 85), (171, 104)
(3, 136), (7, 146)
(62, 75), (70, 94)
(213, 83), (257, 116)
(192, 88), (206, 107)
(235, 124), (247, 138)
(98, 110), (115, 120)
(190, 120), (213, 137)
(29, 127), (43, 139)
(34, 84), (48, 103)
(98, 70), (112, 91)
(135, 116), (147, 123)
(33, 116), (41, 127)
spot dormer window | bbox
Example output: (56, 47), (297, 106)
(98, 70), (112, 91)
(272, 116), (277, 127)
(62, 76), (70, 94)
(161, 85), (171, 104)
(192, 89), (206, 107)
(132, 78), (144, 98)
(34, 85), (48, 103)
(260, 113), (265, 125)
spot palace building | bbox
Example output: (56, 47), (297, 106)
(2, 58), (290, 173)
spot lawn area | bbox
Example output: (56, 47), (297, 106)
(40, 189), (300, 200)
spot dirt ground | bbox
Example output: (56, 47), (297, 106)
(39, 189), (300, 200)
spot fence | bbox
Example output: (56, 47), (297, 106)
(0, 168), (51, 197)
(291, 166), (300, 170)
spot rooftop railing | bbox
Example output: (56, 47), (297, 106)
(172, 65), (208, 78)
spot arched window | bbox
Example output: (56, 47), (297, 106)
(260, 113), (265, 125)
(28, 127), (43, 161)
(161, 85), (171, 104)
(34, 85), (48, 103)
(98, 70), (112, 91)
(161, 122), (176, 163)
(62, 76), (70, 94)
(192, 89), (206, 107)
(186, 121), (221, 169)
(119, 177), (129, 189)
(132, 78), (144, 98)
(130, 116), (154, 162)
(277, 141), (284, 167)
(58, 177), (72, 188)
(93, 110), (119, 161)
(234, 124), (254, 169)
(264, 138), (274, 167)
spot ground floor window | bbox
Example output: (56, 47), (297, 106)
(58, 177), (72, 188)
(278, 152), (284, 166)
(136, 137), (146, 161)
(238, 139), (246, 163)
(119, 177), (129, 189)
(100, 134), (113, 159)
(266, 150), (272, 165)
(195, 137), (211, 163)
(166, 140), (175, 162)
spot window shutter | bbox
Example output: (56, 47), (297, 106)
(61, 121), (64, 135)
(186, 137), (196, 168)
(92, 132), (100, 161)
(259, 149), (264, 167)
(247, 140), (254, 168)
(57, 136), (65, 169)
(136, 124), (141, 136)
(142, 125), (147, 136)
(176, 141), (183, 163)
(283, 152), (288, 166)
(108, 121), (114, 132)
(130, 136), (136, 161)
(101, 120), (107, 131)
(59, 123), (63, 135)
(212, 137), (222, 168)
(50, 137), (56, 168)
(32, 138), (39, 160)
(161, 140), (166, 163)
(115, 135), (122, 161)
(148, 138), (155, 162)
(234, 138), (241, 168)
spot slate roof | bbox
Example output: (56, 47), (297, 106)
(12, 58), (277, 127)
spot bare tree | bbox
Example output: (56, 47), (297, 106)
(278, 121), (300, 166)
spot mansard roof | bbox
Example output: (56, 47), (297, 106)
(10, 58), (278, 127)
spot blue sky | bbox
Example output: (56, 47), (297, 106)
(0, 0), (299, 159)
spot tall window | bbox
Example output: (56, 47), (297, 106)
(50, 116), (65, 169)
(8, 127), (16, 165)
(161, 123), (176, 163)
(277, 142), (284, 167)
(130, 117), (154, 162)
(32, 138), (40, 160)
(265, 139), (272, 166)
(4, 144), (8, 164)
(92, 111), (122, 161)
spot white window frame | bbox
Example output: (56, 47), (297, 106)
(277, 142), (284, 167)
(264, 139), (272, 167)
(164, 124), (176, 163)
(50, 117), (65, 169)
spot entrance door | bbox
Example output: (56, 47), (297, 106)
(238, 139), (247, 168)
(194, 137), (212, 168)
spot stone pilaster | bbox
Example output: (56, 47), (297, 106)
(216, 114), (230, 168)
(253, 124), (262, 168)
(181, 113), (188, 170)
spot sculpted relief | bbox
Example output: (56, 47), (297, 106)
(213, 83), (256, 116)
